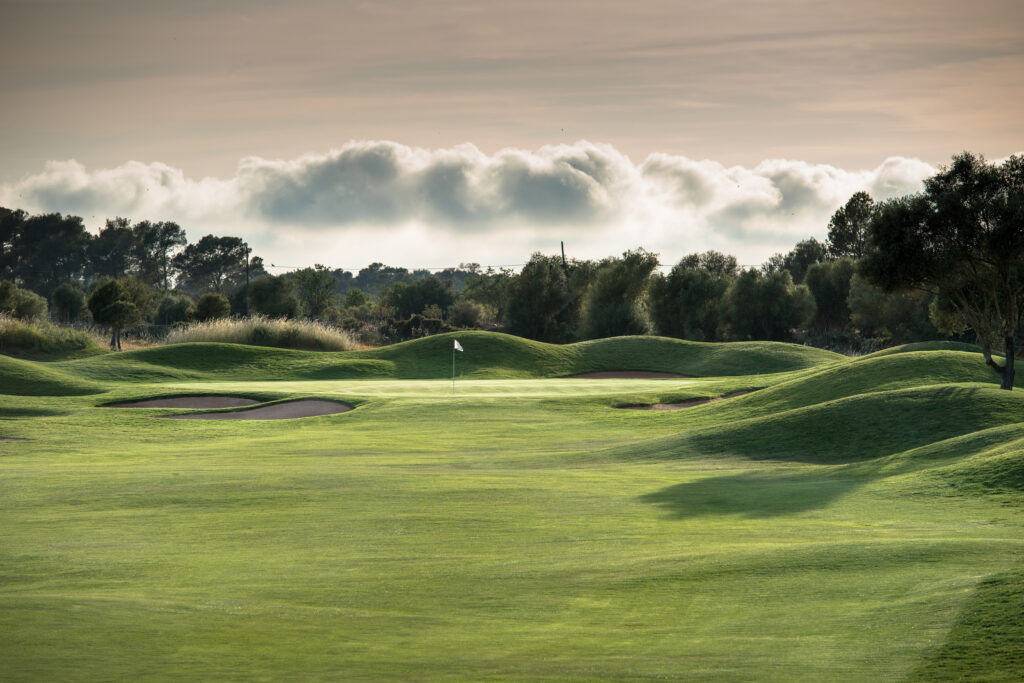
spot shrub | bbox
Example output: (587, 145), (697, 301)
(0, 280), (49, 321)
(193, 292), (231, 321)
(51, 282), (87, 323)
(155, 292), (194, 325)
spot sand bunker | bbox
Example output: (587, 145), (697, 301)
(569, 371), (692, 379)
(165, 399), (352, 420)
(110, 396), (261, 409)
(619, 390), (756, 410)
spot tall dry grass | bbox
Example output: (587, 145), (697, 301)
(0, 314), (107, 359)
(164, 315), (359, 351)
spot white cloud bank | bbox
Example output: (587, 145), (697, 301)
(0, 141), (936, 268)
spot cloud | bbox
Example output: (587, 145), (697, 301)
(0, 140), (938, 264)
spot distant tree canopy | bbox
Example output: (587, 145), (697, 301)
(580, 249), (659, 339)
(382, 275), (455, 320)
(862, 152), (1024, 389)
(649, 251), (737, 341)
(827, 192), (875, 259)
(173, 235), (251, 294)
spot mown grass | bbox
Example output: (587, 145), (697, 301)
(1, 332), (1022, 680)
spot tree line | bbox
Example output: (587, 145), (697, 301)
(2, 152), (1021, 388)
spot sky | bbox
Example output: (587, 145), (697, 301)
(1, 0), (1021, 271)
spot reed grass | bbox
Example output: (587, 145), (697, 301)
(0, 314), (106, 359)
(163, 315), (359, 351)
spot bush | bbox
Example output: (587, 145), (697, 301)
(248, 276), (300, 318)
(51, 282), (87, 323)
(0, 280), (48, 321)
(448, 300), (485, 328)
(155, 292), (194, 325)
(193, 292), (231, 321)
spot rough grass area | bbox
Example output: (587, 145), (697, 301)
(1, 335), (1022, 680)
(163, 315), (359, 351)
(0, 314), (106, 360)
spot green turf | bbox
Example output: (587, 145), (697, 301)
(1, 332), (1022, 680)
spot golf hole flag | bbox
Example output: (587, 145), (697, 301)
(452, 339), (463, 392)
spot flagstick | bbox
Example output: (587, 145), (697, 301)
(452, 346), (456, 393)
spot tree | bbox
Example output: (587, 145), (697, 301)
(649, 251), (737, 341)
(579, 249), (659, 339)
(847, 272), (936, 344)
(10, 212), (91, 297)
(154, 292), (194, 325)
(505, 253), (573, 342)
(0, 280), (48, 321)
(291, 264), (337, 318)
(133, 220), (187, 289)
(173, 235), (250, 294)
(87, 279), (142, 350)
(193, 292), (231, 321)
(861, 152), (1024, 390)
(764, 238), (829, 284)
(827, 192), (875, 259)
(381, 275), (455, 320)
(720, 269), (815, 341)
(247, 275), (299, 318)
(51, 281), (87, 323)
(88, 217), (135, 280)
(804, 258), (855, 334)
(341, 288), (370, 309)
(0, 207), (27, 279)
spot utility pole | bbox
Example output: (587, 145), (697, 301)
(561, 241), (568, 276)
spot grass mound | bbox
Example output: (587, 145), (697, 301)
(0, 353), (105, 395)
(361, 331), (843, 379)
(911, 569), (1024, 681)
(0, 314), (106, 360)
(721, 350), (1014, 419)
(55, 331), (844, 383)
(164, 315), (359, 351)
(865, 340), (983, 357)
(670, 384), (1024, 464)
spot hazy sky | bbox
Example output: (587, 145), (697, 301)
(1, 0), (1021, 270)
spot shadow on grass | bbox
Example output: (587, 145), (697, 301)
(910, 568), (1024, 681)
(639, 472), (863, 518)
(0, 406), (68, 418)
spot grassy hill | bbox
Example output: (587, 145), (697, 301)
(2, 335), (1022, 679)
(53, 331), (844, 384)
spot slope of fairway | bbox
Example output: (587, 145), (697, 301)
(55, 331), (844, 383)
(865, 340), (983, 357)
(706, 350), (1017, 421)
(0, 353), (105, 395)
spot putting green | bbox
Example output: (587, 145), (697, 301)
(1, 336), (1022, 680)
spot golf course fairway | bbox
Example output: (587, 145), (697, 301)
(1, 332), (1022, 680)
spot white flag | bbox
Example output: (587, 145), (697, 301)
(454, 339), (464, 352)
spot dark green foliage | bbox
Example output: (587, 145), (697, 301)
(764, 238), (828, 284)
(580, 249), (659, 339)
(649, 251), (737, 340)
(461, 267), (513, 322)
(173, 234), (250, 294)
(826, 191), (875, 258)
(862, 152), (1024, 388)
(132, 220), (187, 289)
(505, 253), (573, 342)
(382, 275), (455, 320)
(448, 300), (486, 328)
(291, 264), (336, 318)
(720, 270), (815, 341)
(247, 276), (300, 318)
(87, 278), (146, 350)
(87, 217), (135, 279)
(193, 292), (231, 321)
(154, 292), (194, 325)
(1, 280), (48, 321)
(803, 258), (854, 334)
(341, 288), (369, 309)
(51, 281), (87, 323)
(6, 211), (90, 297)
(848, 272), (937, 343)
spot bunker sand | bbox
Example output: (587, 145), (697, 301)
(165, 399), (352, 420)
